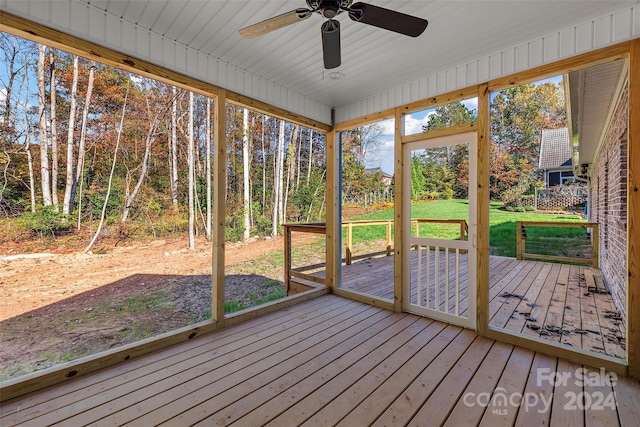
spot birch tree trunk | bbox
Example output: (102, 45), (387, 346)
(37, 44), (52, 206)
(187, 92), (195, 249)
(71, 61), (95, 225)
(170, 86), (179, 207)
(283, 125), (298, 222)
(242, 108), (250, 241)
(261, 115), (266, 212)
(205, 98), (212, 239)
(272, 120), (285, 236)
(49, 50), (59, 210)
(26, 145), (36, 213)
(62, 55), (79, 215)
(307, 129), (314, 185)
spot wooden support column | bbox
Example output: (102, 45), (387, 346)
(212, 90), (226, 325)
(325, 129), (339, 291)
(476, 83), (490, 335)
(628, 38), (640, 380)
(393, 108), (404, 312)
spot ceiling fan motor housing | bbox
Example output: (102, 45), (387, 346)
(307, 0), (353, 18)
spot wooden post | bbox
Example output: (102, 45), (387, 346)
(212, 90), (226, 326)
(460, 220), (465, 242)
(516, 221), (523, 260)
(476, 83), (490, 335)
(393, 107), (404, 312)
(386, 221), (392, 256)
(346, 222), (353, 265)
(283, 224), (291, 294)
(325, 129), (338, 291)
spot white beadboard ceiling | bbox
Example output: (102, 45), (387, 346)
(3, 0), (639, 124)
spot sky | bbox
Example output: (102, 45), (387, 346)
(362, 74), (563, 176)
(363, 98), (479, 176)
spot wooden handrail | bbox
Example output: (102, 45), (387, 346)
(516, 221), (599, 267)
(283, 223), (327, 294)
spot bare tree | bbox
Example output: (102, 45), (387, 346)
(62, 55), (79, 215)
(272, 120), (285, 236)
(205, 97), (212, 239)
(170, 86), (179, 207)
(37, 44), (52, 206)
(85, 85), (129, 253)
(187, 91), (195, 249)
(307, 130), (314, 185)
(242, 108), (250, 241)
(121, 84), (172, 223)
(73, 61), (96, 229)
(49, 50), (59, 210)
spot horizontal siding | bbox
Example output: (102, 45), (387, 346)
(2, 1), (638, 125)
(334, 4), (640, 124)
(1, 0), (332, 125)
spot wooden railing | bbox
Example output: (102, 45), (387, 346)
(283, 223), (327, 294)
(343, 220), (393, 265)
(284, 218), (469, 294)
(516, 221), (599, 267)
(413, 218), (468, 241)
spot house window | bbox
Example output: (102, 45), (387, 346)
(547, 171), (574, 186)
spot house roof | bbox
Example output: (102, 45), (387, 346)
(566, 59), (627, 167)
(2, 1), (639, 125)
(365, 167), (393, 179)
(538, 128), (572, 170)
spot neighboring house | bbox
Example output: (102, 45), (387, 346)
(538, 127), (575, 187)
(364, 167), (393, 194)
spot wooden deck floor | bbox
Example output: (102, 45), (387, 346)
(1, 294), (638, 426)
(340, 254), (626, 359)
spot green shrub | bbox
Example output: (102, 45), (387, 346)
(441, 188), (455, 200)
(17, 207), (73, 237)
(524, 205), (536, 211)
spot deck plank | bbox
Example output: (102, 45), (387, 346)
(112, 305), (392, 425)
(232, 316), (434, 426)
(513, 352), (556, 427)
(0, 295), (350, 423)
(296, 322), (450, 427)
(1, 294), (637, 427)
(17, 299), (373, 426)
(478, 346), (536, 427)
(334, 325), (464, 426)
(406, 335), (495, 427)
(549, 358), (585, 427)
(442, 341), (515, 426)
(370, 329), (478, 426)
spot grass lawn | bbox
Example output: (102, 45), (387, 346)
(344, 199), (586, 257)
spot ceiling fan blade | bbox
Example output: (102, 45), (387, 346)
(239, 9), (311, 39)
(348, 2), (428, 37)
(321, 19), (341, 69)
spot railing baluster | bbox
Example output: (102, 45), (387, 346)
(435, 247), (440, 311)
(426, 245), (431, 309)
(417, 244), (422, 307)
(445, 247), (449, 314)
(455, 248), (460, 316)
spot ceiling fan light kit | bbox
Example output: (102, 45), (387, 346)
(239, 1), (428, 69)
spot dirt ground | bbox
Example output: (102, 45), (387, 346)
(0, 236), (288, 380)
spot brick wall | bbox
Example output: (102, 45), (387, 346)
(589, 85), (628, 323)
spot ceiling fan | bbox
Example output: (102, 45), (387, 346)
(239, 1), (428, 69)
